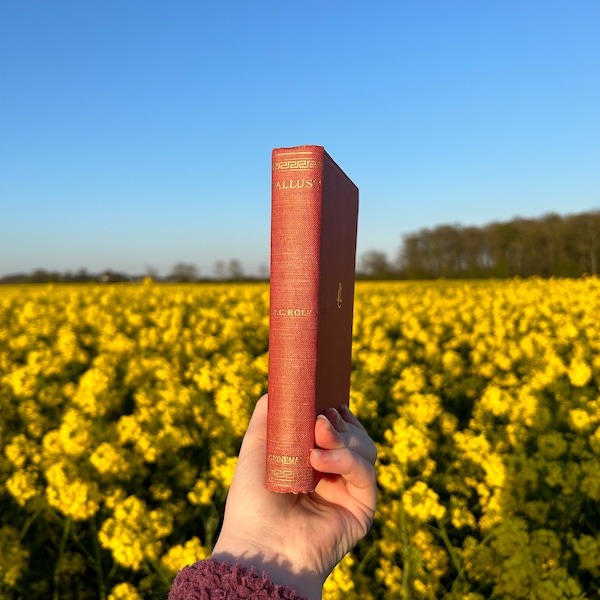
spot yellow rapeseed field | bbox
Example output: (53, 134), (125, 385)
(1, 278), (599, 599)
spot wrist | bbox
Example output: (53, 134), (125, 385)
(211, 535), (323, 600)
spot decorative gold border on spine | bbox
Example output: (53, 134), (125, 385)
(273, 159), (323, 171)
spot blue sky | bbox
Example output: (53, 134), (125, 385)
(1, 0), (598, 277)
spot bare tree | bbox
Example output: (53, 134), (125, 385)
(228, 259), (244, 280)
(169, 262), (198, 282)
(213, 260), (226, 280)
(359, 250), (395, 279)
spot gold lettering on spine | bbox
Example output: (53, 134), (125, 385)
(268, 454), (301, 465)
(272, 308), (313, 317)
(337, 283), (343, 308)
(273, 179), (321, 191)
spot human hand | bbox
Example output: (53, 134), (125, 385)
(211, 394), (377, 600)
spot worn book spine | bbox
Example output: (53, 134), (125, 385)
(267, 145), (359, 493)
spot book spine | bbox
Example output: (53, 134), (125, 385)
(267, 146), (325, 493)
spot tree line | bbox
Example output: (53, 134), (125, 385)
(0, 260), (265, 284)
(359, 210), (600, 279)
(3, 210), (598, 284)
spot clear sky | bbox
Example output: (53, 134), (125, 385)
(1, 0), (598, 278)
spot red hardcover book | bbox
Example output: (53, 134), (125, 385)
(267, 145), (359, 493)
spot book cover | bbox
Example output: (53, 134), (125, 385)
(266, 145), (359, 493)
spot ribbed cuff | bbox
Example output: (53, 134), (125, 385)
(168, 557), (309, 600)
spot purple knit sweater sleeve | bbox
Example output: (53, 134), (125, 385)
(167, 558), (309, 600)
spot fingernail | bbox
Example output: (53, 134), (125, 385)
(317, 414), (331, 428)
(311, 448), (334, 463)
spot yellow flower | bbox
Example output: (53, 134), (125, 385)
(45, 462), (100, 521)
(411, 528), (449, 592)
(590, 426), (600, 455)
(402, 393), (442, 426)
(6, 469), (39, 506)
(402, 481), (446, 522)
(572, 534), (600, 571)
(483, 454), (506, 489)
(537, 432), (568, 460)
(374, 558), (402, 598)
(72, 367), (112, 416)
(442, 349), (463, 377)
(568, 357), (592, 387)
(393, 365), (427, 395)
(0, 526), (29, 587)
(116, 415), (143, 445)
(449, 496), (477, 530)
(385, 419), (432, 467)
(90, 442), (124, 475)
(569, 408), (593, 433)
(187, 479), (217, 506)
(99, 495), (173, 570)
(323, 553), (355, 600)
(490, 518), (530, 557)
(57, 408), (93, 457)
(4, 434), (28, 468)
(161, 537), (208, 574)
(580, 460), (600, 500)
(210, 450), (238, 489)
(480, 385), (511, 417)
(107, 582), (143, 600)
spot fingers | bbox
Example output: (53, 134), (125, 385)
(322, 405), (366, 433)
(322, 407), (349, 432)
(315, 408), (377, 466)
(310, 446), (377, 515)
(312, 406), (378, 516)
(237, 397), (378, 501)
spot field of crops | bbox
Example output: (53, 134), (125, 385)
(1, 278), (599, 599)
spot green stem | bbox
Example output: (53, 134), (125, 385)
(47, 506), (97, 562)
(19, 505), (44, 542)
(53, 516), (71, 600)
(146, 557), (174, 589)
(89, 517), (107, 600)
(205, 504), (222, 551)
(356, 538), (379, 576)
(435, 519), (468, 594)
(400, 498), (411, 600)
